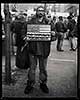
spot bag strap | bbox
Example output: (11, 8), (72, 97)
(21, 42), (29, 52)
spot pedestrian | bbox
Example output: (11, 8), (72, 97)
(46, 15), (52, 25)
(28, 16), (32, 21)
(55, 16), (66, 51)
(67, 14), (77, 51)
(10, 14), (27, 47)
(63, 18), (68, 39)
(10, 14), (28, 68)
(23, 6), (52, 94)
(50, 16), (57, 41)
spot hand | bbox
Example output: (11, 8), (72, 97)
(51, 31), (55, 36)
(51, 31), (57, 41)
(67, 29), (70, 32)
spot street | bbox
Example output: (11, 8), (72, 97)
(2, 39), (77, 98)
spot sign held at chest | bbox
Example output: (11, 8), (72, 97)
(26, 24), (51, 41)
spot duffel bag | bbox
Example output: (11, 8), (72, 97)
(16, 43), (30, 69)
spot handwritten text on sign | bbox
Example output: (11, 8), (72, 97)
(26, 24), (51, 41)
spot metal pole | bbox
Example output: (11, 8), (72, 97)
(4, 3), (11, 85)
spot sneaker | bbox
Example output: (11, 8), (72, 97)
(24, 81), (34, 94)
(40, 83), (49, 93)
(72, 48), (76, 51)
(70, 48), (76, 51)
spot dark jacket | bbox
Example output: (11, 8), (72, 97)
(27, 16), (51, 58)
(55, 21), (66, 33)
(10, 20), (27, 47)
(50, 20), (56, 31)
(71, 23), (78, 37)
(67, 19), (76, 37)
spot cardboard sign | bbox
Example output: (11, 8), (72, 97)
(26, 24), (51, 41)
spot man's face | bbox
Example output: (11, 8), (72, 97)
(28, 16), (32, 21)
(47, 16), (51, 21)
(37, 7), (45, 18)
(53, 18), (56, 22)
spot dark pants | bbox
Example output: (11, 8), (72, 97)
(57, 32), (64, 50)
(27, 53), (48, 85)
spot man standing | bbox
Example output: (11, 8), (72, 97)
(10, 14), (26, 49)
(67, 15), (77, 51)
(51, 16), (56, 32)
(24, 6), (51, 94)
(55, 16), (65, 51)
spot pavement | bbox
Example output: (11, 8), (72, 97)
(2, 39), (78, 98)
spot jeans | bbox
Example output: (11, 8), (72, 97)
(27, 53), (48, 85)
(69, 37), (77, 49)
(57, 32), (64, 50)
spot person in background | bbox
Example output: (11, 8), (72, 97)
(51, 16), (56, 31)
(50, 16), (57, 41)
(31, 14), (34, 18)
(52, 16), (56, 24)
(10, 14), (27, 56)
(67, 14), (77, 51)
(28, 16), (32, 21)
(2, 16), (5, 36)
(23, 13), (27, 22)
(63, 18), (69, 39)
(55, 16), (66, 51)
(46, 15), (52, 24)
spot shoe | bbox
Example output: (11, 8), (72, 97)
(72, 49), (76, 51)
(40, 83), (49, 93)
(70, 48), (76, 51)
(24, 81), (34, 94)
(24, 85), (33, 94)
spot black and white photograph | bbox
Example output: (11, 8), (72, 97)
(1, 3), (79, 98)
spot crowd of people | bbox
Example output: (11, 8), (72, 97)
(2, 7), (78, 52)
(2, 5), (78, 94)
(45, 12), (78, 51)
(8, 10), (78, 52)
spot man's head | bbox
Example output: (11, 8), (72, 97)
(28, 16), (32, 21)
(46, 15), (51, 23)
(69, 12), (74, 18)
(53, 16), (56, 22)
(67, 12), (74, 21)
(23, 13), (27, 21)
(36, 6), (45, 18)
(67, 16), (72, 21)
(58, 16), (63, 21)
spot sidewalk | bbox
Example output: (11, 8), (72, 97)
(2, 68), (29, 97)
(2, 40), (77, 98)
